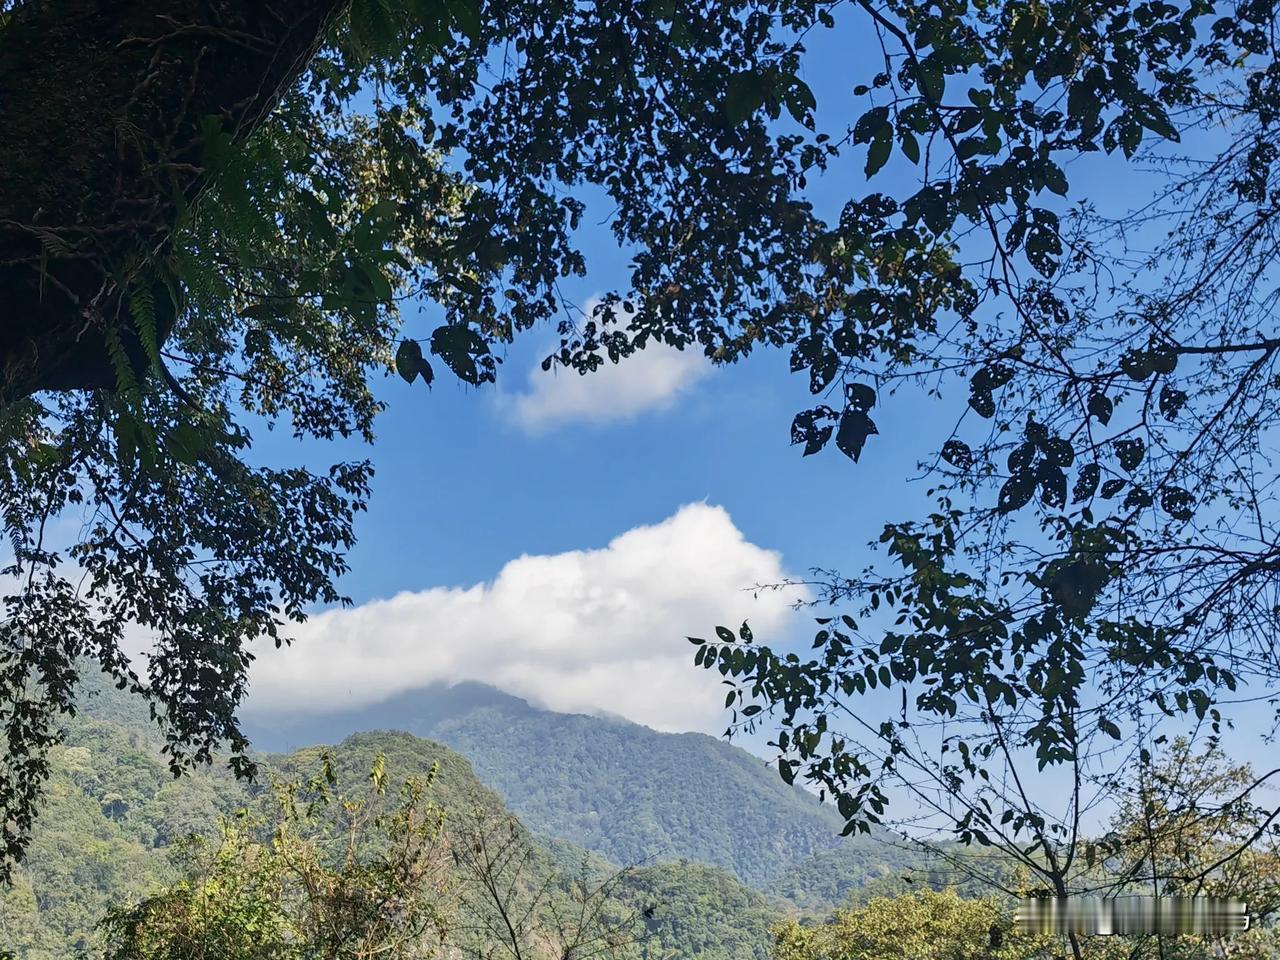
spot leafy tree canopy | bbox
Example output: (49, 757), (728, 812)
(771, 887), (1049, 960)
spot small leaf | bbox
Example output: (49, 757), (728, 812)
(900, 131), (921, 165)
(1043, 163), (1069, 196)
(395, 339), (425, 383)
(1149, 345), (1178, 374)
(1037, 463), (1067, 509)
(1160, 486), (1195, 521)
(941, 439), (973, 469)
(853, 107), (890, 144)
(1120, 350), (1154, 381)
(835, 409), (879, 462)
(865, 127), (893, 177)
(1073, 463), (1100, 502)
(997, 470), (1037, 514)
(167, 422), (207, 466)
(1123, 485), (1153, 509)
(969, 389), (995, 419)
(1007, 441), (1036, 473)
(845, 382), (877, 411)
(1159, 383), (1187, 420)
(1114, 437), (1145, 472)
(1041, 437), (1075, 467)
(1100, 478), (1127, 499)
(430, 324), (490, 384)
(917, 61), (945, 103)
(1087, 392), (1113, 425)
(791, 407), (836, 456)
(1138, 105), (1179, 142)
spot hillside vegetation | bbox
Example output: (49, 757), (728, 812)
(244, 682), (917, 889)
(0, 674), (788, 959)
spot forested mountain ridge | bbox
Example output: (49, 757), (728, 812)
(0, 673), (787, 959)
(243, 681), (915, 888)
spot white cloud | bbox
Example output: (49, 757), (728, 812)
(503, 303), (710, 432)
(244, 503), (807, 733)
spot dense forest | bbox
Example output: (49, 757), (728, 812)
(0, 672), (878, 957)
(7, 673), (1277, 959)
(245, 681), (919, 890)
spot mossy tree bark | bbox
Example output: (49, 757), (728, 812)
(0, 0), (347, 402)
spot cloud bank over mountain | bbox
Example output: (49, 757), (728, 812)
(245, 503), (807, 733)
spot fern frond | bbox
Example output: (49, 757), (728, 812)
(103, 324), (139, 397)
(127, 282), (163, 375)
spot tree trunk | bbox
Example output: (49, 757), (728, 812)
(0, 0), (347, 402)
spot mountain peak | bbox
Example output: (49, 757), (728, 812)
(244, 680), (876, 888)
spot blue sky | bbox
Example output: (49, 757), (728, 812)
(242, 13), (964, 734)
(236, 11), (1280, 840)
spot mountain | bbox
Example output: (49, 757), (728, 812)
(0, 673), (784, 959)
(242, 681), (915, 889)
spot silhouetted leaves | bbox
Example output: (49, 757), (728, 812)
(836, 410), (878, 462)
(1160, 486), (1195, 521)
(430, 324), (491, 385)
(792, 406), (837, 456)
(998, 471), (1037, 513)
(1101, 478), (1127, 499)
(1159, 383), (1188, 419)
(1087, 392), (1113, 425)
(942, 439), (973, 469)
(394, 339), (434, 386)
(968, 363), (1012, 418)
(1073, 463), (1100, 502)
(1115, 438), (1145, 472)
(1037, 462), (1067, 508)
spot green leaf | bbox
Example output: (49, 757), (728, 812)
(941, 439), (973, 469)
(917, 62), (945, 103)
(1072, 463), (1100, 502)
(1160, 486), (1195, 521)
(395, 339), (425, 383)
(1120, 350), (1154, 381)
(845, 382), (876, 411)
(430, 324), (490, 384)
(724, 72), (767, 126)
(852, 107), (889, 144)
(835, 409), (878, 462)
(1100, 478), (1127, 499)
(167, 422), (207, 466)
(1114, 438), (1145, 472)
(1043, 163), (1069, 196)
(1138, 106), (1180, 142)
(1087, 392), (1113, 425)
(443, 0), (480, 40)
(997, 470), (1037, 513)
(899, 131), (921, 165)
(865, 127), (893, 177)
(1159, 384), (1188, 419)
(1037, 463), (1067, 509)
